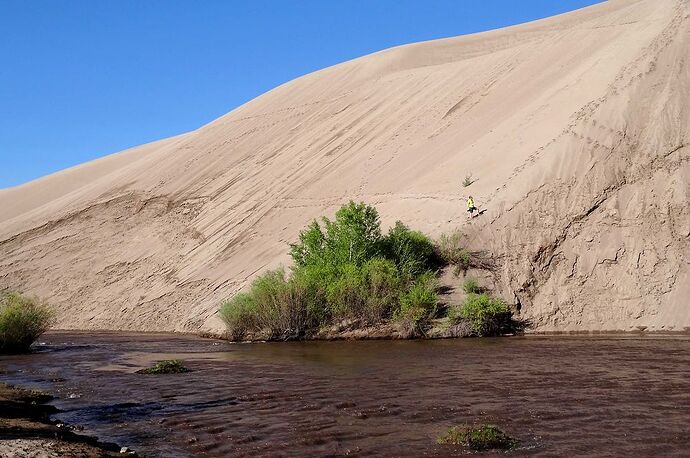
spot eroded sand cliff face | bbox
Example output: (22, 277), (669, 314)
(1, 0), (688, 333)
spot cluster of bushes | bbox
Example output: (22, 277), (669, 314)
(0, 291), (54, 354)
(448, 293), (515, 337)
(220, 202), (440, 340)
(220, 201), (522, 340)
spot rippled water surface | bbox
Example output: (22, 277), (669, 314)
(1, 332), (689, 457)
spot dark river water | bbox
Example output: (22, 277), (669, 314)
(1, 332), (688, 457)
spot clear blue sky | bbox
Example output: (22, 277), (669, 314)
(0, 0), (602, 189)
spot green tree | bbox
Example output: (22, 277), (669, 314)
(290, 201), (383, 268)
(384, 221), (436, 280)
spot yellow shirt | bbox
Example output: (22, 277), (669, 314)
(467, 198), (474, 209)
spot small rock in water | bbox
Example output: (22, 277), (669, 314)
(335, 401), (356, 409)
(120, 446), (130, 454)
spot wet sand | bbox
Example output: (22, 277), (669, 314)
(1, 332), (689, 457)
(0, 382), (126, 457)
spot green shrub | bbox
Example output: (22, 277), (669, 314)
(220, 269), (320, 340)
(237, 269), (287, 334)
(326, 258), (402, 323)
(462, 278), (482, 294)
(137, 360), (190, 374)
(0, 291), (54, 354)
(289, 220), (328, 268)
(384, 221), (437, 280)
(290, 204), (434, 280)
(326, 263), (365, 320)
(290, 201), (382, 269)
(395, 273), (438, 337)
(271, 276), (315, 337)
(454, 293), (513, 337)
(219, 293), (258, 340)
(437, 424), (518, 450)
(361, 257), (401, 320)
(289, 265), (331, 325)
(436, 231), (472, 274)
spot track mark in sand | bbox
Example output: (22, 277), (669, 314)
(215, 91), (355, 125)
(0, 192), (213, 330)
(480, 6), (686, 214)
(442, 96), (469, 119)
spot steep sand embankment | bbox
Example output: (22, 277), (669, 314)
(0, 0), (688, 333)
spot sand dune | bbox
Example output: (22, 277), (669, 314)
(1, 0), (688, 333)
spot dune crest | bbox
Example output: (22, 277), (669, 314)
(1, 0), (688, 333)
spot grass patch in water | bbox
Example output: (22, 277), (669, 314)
(0, 382), (53, 404)
(437, 424), (518, 451)
(136, 360), (190, 374)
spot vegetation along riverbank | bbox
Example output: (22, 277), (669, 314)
(220, 201), (526, 341)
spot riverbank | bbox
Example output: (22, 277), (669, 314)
(0, 383), (134, 457)
(215, 315), (514, 342)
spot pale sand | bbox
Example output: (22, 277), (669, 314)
(0, 439), (63, 458)
(1, 0), (688, 333)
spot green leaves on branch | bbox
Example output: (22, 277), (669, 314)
(290, 202), (437, 275)
(384, 221), (438, 280)
(290, 201), (382, 268)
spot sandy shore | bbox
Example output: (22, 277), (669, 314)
(0, 383), (132, 457)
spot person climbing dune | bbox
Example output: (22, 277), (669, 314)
(467, 195), (479, 218)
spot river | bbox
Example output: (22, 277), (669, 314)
(1, 332), (688, 457)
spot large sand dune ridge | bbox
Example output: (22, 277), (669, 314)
(1, 0), (688, 332)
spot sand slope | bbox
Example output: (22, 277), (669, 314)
(1, 0), (688, 332)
